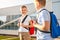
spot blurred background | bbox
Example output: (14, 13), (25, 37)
(0, 0), (60, 37)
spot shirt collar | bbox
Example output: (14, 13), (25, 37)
(37, 7), (45, 13)
(22, 14), (27, 17)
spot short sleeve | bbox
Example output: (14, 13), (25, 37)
(23, 16), (31, 25)
(42, 10), (50, 21)
(27, 16), (31, 22)
(37, 10), (50, 25)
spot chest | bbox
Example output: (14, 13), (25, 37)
(20, 16), (29, 25)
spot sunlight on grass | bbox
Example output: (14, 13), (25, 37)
(0, 35), (13, 40)
(0, 35), (36, 40)
(8, 37), (20, 40)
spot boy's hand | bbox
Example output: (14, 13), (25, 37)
(17, 23), (23, 27)
(17, 23), (20, 27)
(20, 23), (23, 26)
(33, 20), (38, 27)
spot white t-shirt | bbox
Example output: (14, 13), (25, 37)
(36, 8), (50, 39)
(18, 15), (31, 32)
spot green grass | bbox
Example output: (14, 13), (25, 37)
(10, 37), (20, 40)
(0, 35), (59, 40)
(0, 35), (20, 40)
(0, 35), (36, 40)
(0, 35), (13, 40)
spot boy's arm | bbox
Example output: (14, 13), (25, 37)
(17, 23), (20, 27)
(34, 21), (50, 31)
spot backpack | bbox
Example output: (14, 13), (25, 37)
(50, 12), (60, 38)
(39, 9), (60, 38)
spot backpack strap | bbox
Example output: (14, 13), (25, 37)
(22, 15), (28, 23)
(37, 9), (51, 33)
(21, 15), (29, 30)
(38, 9), (49, 13)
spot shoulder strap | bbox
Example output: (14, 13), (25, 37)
(38, 9), (51, 33)
(39, 9), (51, 23)
(40, 9), (49, 12)
(22, 15), (28, 23)
(21, 15), (29, 30)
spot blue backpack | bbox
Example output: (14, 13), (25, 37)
(50, 12), (60, 38)
(40, 9), (60, 38)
